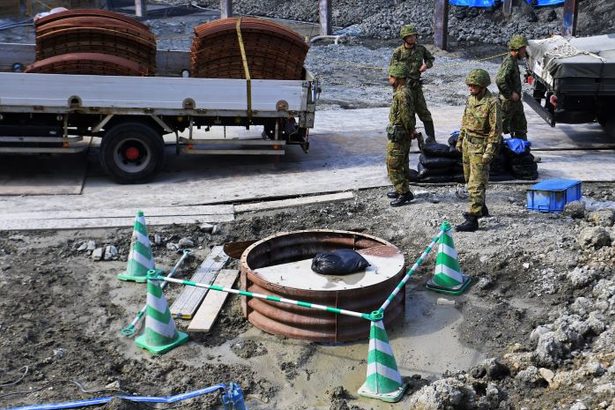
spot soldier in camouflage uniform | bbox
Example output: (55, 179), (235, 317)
(496, 34), (528, 139)
(455, 69), (502, 232)
(390, 24), (437, 145)
(386, 63), (416, 207)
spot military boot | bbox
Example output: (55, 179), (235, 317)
(387, 191), (399, 199)
(455, 214), (479, 232)
(423, 121), (436, 145)
(390, 191), (414, 207)
(481, 204), (490, 217)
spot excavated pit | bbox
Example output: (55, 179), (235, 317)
(239, 229), (406, 342)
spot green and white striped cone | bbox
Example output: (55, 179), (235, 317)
(118, 211), (161, 282)
(426, 225), (471, 295)
(136, 273), (188, 354)
(358, 319), (407, 403)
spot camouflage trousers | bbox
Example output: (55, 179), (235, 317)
(409, 84), (433, 123)
(386, 137), (411, 194)
(500, 97), (527, 139)
(462, 137), (490, 216)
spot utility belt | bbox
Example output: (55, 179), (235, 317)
(464, 134), (487, 145)
(386, 124), (407, 142)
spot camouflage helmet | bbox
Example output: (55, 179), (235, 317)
(388, 63), (409, 79)
(508, 34), (528, 50)
(400, 24), (418, 39)
(465, 69), (491, 87)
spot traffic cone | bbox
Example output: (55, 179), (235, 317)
(426, 224), (471, 295)
(358, 319), (407, 403)
(118, 210), (161, 282)
(136, 272), (188, 354)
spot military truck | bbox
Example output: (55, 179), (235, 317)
(523, 34), (615, 136)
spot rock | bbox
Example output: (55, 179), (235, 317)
(570, 401), (589, 410)
(154, 233), (162, 245)
(588, 209), (615, 227)
(178, 237), (195, 248)
(407, 377), (477, 409)
(103, 245), (118, 260)
(586, 311), (607, 336)
(567, 267), (597, 289)
(535, 331), (567, 367)
(585, 362), (605, 377)
(578, 227), (611, 249)
(86, 240), (96, 251)
(476, 277), (494, 289)
(166, 242), (179, 251)
(77, 242), (88, 251)
(92, 248), (104, 261)
(529, 325), (551, 344)
(538, 367), (555, 384)
(570, 297), (593, 317)
(563, 201), (585, 218)
(516, 366), (547, 386)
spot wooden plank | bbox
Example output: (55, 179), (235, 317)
(188, 269), (239, 332)
(235, 191), (354, 213)
(170, 246), (228, 319)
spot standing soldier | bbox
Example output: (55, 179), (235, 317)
(390, 24), (437, 145)
(496, 34), (528, 140)
(455, 69), (502, 232)
(386, 63), (416, 207)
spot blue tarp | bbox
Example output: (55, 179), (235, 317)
(449, 0), (497, 7)
(526, 0), (564, 6)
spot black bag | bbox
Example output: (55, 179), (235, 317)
(422, 143), (461, 159)
(417, 162), (454, 177)
(311, 249), (369, 275)
(417, 173), (465, 183)
(419, 154), (459, 169)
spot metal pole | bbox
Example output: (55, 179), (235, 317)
(220, 0), (232, 19)
(433, 0), (449, 51)
(318, 0), (332, 36)
(502, 0), (513, 17)
(378, 223), (446, 312)
(135, 0), (147, 18)
(562, 0), (578, 37)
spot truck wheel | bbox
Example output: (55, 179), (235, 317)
(100, 122), (164, 183)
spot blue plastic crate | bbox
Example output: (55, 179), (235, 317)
(527, 179), (582, 213)
(450, 0), (497, 7)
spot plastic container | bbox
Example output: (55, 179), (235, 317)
(449, 0), (497, 7)
(527, 179), (582, 213)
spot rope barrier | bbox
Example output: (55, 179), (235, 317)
(152, 274), (374, 321)
(378, 222), (448, 313)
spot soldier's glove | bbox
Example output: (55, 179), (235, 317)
(481, 153), (493, 165)
(482, 144), (496, 164)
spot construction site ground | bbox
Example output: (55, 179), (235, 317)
(1, 9), (615, 410)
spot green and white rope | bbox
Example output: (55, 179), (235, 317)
(378, 222), (449, 312)
(154, 275), (373, 321)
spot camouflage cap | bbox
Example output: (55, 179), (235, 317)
(400, 24), (418, 39)
(465, 69), (491, 87)
(508, 34), (528, 50)
(388, 64), (409, 79)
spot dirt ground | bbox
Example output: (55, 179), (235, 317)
(1, 182), (614, 409)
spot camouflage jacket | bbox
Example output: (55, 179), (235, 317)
(461, 89), (501, 154)
(389, 44), (434, 83)
(389, 84), (416, 134)
(496, 54), (522, 99)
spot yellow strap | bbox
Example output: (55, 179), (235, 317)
(235, 18), (252, 121)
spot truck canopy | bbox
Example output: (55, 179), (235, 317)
(528, 34), (615, 81)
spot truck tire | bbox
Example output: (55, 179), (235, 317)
(100, 122), (164, 183)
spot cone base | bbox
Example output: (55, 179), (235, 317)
(136, 330), (189, 355)
(426, 275), (472, 296)
(118, 268), (163, 283)
(358, 381), (408, 403)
